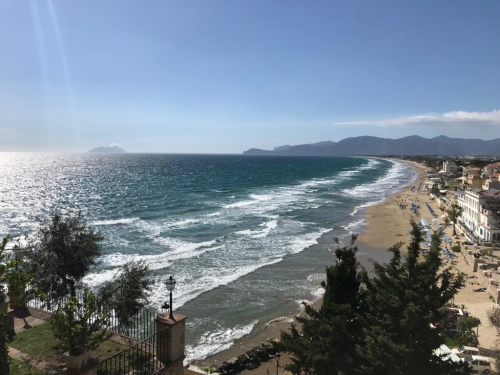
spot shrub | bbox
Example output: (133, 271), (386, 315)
(50, 288), (111, 356)
(488, 308), (500, 327)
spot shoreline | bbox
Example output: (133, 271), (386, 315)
(357, 160), (430, 250)
(195, 159), (428, 374)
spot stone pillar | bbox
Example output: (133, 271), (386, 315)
(155, 313), (187, 375)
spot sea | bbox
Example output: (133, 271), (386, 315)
(0, 153), (416, 362)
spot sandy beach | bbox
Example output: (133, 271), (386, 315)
(194, 159), (427, 374)
(357, 160), (430, 250)
(194, 160), (500, 374)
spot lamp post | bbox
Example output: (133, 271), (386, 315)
(275, 352), (281, 375)
(165, 276), (176, 319)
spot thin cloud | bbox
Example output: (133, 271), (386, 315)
(334, 110), (500, 127)
(110, 143), (122, 147)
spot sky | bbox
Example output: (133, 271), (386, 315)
(1, 1), (499, 153)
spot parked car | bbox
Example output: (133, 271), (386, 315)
(464, 355), (491, 373)
(434, 344), (462, 364)
(452, 346), (480, 358)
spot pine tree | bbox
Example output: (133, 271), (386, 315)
(280, 235), (366, 375)
(15, 211), (103, 301)
(0, 312), (10, 375)
(357, 221), (469, 375)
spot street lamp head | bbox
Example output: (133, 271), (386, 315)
(166, 276), (176, 291)
(160, 302), (170, 314)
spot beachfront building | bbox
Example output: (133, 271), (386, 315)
(457, 188), (500, 243)
(483, 162), (500, 178)
(464, 174), (483, 190)
(482, 174), (500, 191)
(445, 189), (464, 208)
(442, 160), (458, 174)
(463, 167), (481, 177)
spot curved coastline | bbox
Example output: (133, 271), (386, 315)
(197, 159), (425, 371)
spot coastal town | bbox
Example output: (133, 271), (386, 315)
(216, 158), (500, 375)
(371, 157), (500, 374)
(2, 156), (500, 375)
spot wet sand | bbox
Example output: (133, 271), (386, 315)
(357, 160), (431, 251)
(195, 160), (429, 374)
(196, 243), (399, 375)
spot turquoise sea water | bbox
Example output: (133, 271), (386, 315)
(0, 153), (416, 361)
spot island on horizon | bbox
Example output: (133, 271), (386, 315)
(88, 145), (127, 154)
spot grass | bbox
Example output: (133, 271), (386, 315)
(445, 336), (458, 348)
(9, 322), (59, 361)
(9, 359), (45, 375)
(480, 248), (498, 254)
(9, 322), (127, 368)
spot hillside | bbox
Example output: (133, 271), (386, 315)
(243, 136), (500, 156)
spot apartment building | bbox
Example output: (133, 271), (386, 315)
(482, 173), (500, 190)
(483, 162), (500, 178)
(442, 160), (458, 174)
(457, 188), (500, 243)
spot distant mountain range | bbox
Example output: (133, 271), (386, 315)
(88, 146), (127, 154)
(243, 135), (500, 157)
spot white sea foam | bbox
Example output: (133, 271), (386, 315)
(163, 218), (201, 229)
(90, 218), (140, 226)
(312, 287), (325, 299)
(341, 159), (412, 200)
(266, 316), (294, 326)
(296, 299), (313, 309)
(84, 269), (121, 287)
(341, 219), (366, 232)
(95, 239), (223, 272)
(206, 212), (221, 217)
(236, 218), (279, 239)
(350, 201), (379, 217)
(147, 225), (330, 311)
(185, 321), (257, 362)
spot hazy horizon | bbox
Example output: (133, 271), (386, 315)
(1, 1), (499, 153)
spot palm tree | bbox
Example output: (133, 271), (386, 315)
(447, 203), (464, 236)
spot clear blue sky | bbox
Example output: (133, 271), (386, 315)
(1, 1), (499, 153)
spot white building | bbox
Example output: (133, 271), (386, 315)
(457, 188), (500, 243)
(482, 162), (500, 178)
(482, 174), (500, 191)
(442, 160), (458, 174)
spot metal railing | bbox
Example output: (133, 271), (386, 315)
(24, 284), (158, 343)
(97, 327), (169, 375)
(107, 308), (158, 342)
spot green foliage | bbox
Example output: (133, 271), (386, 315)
(50, 288), (111, 356)
(9, 359), (45, 375)
(0, 312), (10, 375)
(447, 203), (464, 236)
(280, 222), (471, 374)
(0, 235), (16, 304)
(6, 269), (34, 308)
(452, 244), (462, 253)
(359, 222), (468, 374)
(200, 365), (218, 374)
(10, 322), (126, 363)
(456, 316), (481, 347)
(15, 212), (103, 302)
(280, 235), (366, 375)
(0, 235), (34, 306)
(98, 261), (153, 335)
(487, 308), (500, 327)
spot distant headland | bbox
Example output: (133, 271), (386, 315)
(88, 146), (127, 154)
(243, 135), (500, 157)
